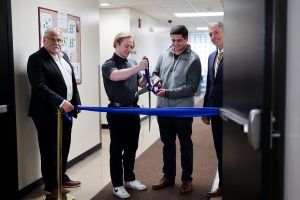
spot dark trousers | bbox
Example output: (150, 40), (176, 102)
(32, 116), (72, 191)
(107, 113), (141, 187)
(211, 116), (223, 188)
(157, 116), (193, 182)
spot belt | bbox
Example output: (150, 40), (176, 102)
(109, 102), (138, 107)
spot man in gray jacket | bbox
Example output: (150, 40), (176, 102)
(151, 25), (202, 194)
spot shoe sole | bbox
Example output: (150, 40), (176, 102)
(205, 194), (222, 198)
(152, 183), (175, 190)
(180, 188), (192, 195)
(62, 184), (81, 188)
(113, 192), (131, 199)
(125, 185), (147, 191)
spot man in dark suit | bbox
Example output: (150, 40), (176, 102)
(27, 27), (81, 195)
(202, 21), (224, 198)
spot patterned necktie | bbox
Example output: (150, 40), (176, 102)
(214, 51), (223, 78)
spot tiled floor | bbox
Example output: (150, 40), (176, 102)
(20, 98), (221, 200)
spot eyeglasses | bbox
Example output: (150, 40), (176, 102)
(46, 37), (62, 43)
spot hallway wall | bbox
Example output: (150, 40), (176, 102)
(99, 7), (171, 125)
(10, 0), (101, 190)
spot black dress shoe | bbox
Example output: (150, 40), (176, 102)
(206, 187), (222, 198)
(152, 178), (175, 190)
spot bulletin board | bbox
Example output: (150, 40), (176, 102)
(38, 7), (82, 84)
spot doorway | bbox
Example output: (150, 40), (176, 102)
(0, 0), (18, 198)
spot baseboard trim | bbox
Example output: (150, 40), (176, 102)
(18, 142), (102, 197)
(101, 124), (109, 129)
(67, 143), (102, 168)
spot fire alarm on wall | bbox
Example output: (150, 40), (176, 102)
(138, 18), (141, 28)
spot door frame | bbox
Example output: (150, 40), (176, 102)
(0, 0), (18, 197)
(267, 0), (287, 199)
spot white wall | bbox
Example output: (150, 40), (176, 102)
(99, 8), (131, 124)
(284, 0), (300, 199)
(99, 7), (170, 124)
(129, 9), (171, 110)
(11, 0), (101, 190)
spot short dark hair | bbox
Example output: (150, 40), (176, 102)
(170, 25), (189, 39)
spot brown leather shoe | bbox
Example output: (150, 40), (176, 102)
(152, 178), (175, 190)
(45, 188), (70, 195)
(180, 180), (192, 194)
(62, 179), (81, 188)
(206, 187), (222, 198)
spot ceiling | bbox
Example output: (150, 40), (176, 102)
(99, 0), (224, 31)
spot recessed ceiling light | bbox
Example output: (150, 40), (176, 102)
(100, 3), (110, 7)
(174, 12), (224, 17)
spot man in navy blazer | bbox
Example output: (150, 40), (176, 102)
(27, 27), (81, 194)
(202, 21), (224, 198)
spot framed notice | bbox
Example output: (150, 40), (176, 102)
(38, 7), (82, 84)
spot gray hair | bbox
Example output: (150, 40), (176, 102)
(208, 21), (224, 30)
(43, 27), (63, 38)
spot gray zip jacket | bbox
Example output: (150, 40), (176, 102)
(153, 45), (202, 108)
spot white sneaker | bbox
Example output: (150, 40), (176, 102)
(113, 186), (131, 199)
(125, 180), (147, 191)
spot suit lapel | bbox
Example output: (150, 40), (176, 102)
(208, 50), (218, 82)
(63, 53), (72, 67)
(40, 47), (66, 84)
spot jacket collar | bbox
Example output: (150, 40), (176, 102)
(168, 44), (191, 54)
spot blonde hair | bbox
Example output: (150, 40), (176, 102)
(113, 32), (135, 48)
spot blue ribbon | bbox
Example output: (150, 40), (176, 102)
(144, 57), (156, 94)
(63, 57), (219, 120)
(63, 112), (72, 121)
(73, 106), (219, 118)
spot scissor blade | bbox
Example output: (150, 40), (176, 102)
(135, 86), (149, 97)
(148, 90), (151, 131)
